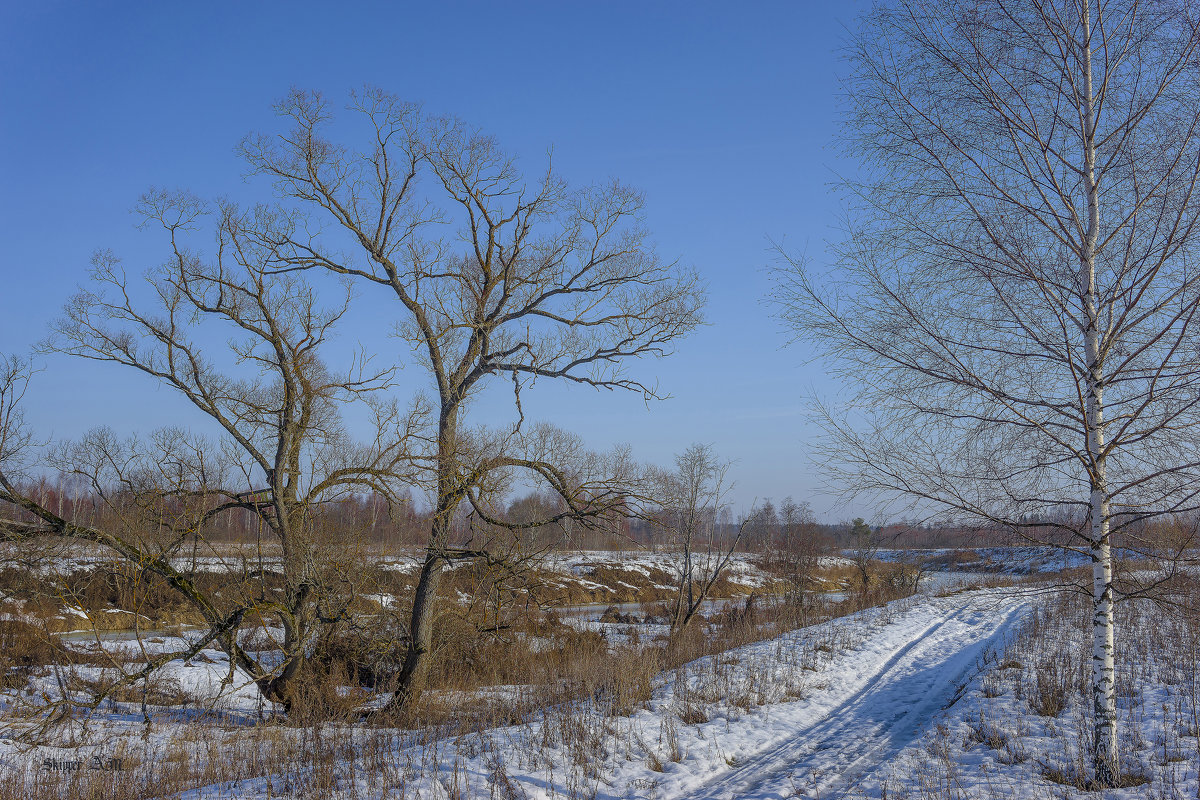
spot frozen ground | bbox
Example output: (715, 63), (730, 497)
(667, 592), (1030, 800)
(9, 555), (1188, 799)
(541, 549), (772, 588)
(149, 587), (1030, 798)
(871, 544), (1179, 575)
(8, 578), (1187, 799)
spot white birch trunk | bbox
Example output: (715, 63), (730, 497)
(1080, 4), (1119, 783)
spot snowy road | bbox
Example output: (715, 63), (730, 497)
(678, 592), (1030, 800)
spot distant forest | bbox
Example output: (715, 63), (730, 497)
(13, 477), (1162, 554)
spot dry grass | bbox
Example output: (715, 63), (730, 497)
(0, 554), (934, 799)
(882, 575), (1200, 798)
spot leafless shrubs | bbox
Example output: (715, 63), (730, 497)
(0, 620), (66, 689)
(965, 711), (1027, 765)
(1028, 654), (1080, 719)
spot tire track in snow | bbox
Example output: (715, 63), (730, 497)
(684, 593), (1029, 800)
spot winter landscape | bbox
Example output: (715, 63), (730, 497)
(3, 1), (1200, 798)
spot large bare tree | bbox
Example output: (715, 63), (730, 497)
(775, 0), (1200, 785)
(2, 191), (425, 711)
(237, 89), (705, 709)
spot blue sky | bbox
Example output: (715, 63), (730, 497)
(0, 2), (861, 517)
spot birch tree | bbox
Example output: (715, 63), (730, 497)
(774, 0), (1200, 785)
(238, 89), (705, 710)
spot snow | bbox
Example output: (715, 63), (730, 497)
(125, 587), (1034, 798)
(685, 595), (1029, 799)
(154, 657), (275, 716)
(543, 549), (767, 583)
(9, 551), (1185, 798)
(366, 592), (398, 608)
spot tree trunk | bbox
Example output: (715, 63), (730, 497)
(1090, 507), (1117, 784)
(1080, 5), (1118, 783)
(391, 551), (444, 709)
(389, 406), (457, 712)
(1085, 288), (1117, 783)
(263, 581), (315, 709)
(260, 486), (318, 711)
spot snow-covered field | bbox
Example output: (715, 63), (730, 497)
(870, 546), (1089, 574)
(0, 584), (1042, 799)
(541, 550), (773, 589)
(189, 588), (1027, 799)
(878, 591), (1200, 800)
(2, 551), (1193, 799)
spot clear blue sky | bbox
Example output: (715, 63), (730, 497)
(0, 2), (861, 518)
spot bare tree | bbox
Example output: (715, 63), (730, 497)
(778, 497), (824, 606)
(0, 356), (35, 487)
(847, 517), (878, 594)
(748, 497), (779, 557)
(653, 443), (744, 633)
(774, 0), (1200, 784)
(236, 89), (705, 709)
(2, 190), (426, 712)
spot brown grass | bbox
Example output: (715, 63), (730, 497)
(0, 554), (933, 799)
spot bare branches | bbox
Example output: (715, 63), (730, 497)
(240, 89), (705, 406)
(45, 191), (422, 509)
(0, 355), (37, 483)
(23, 180), (434, 712)
(775, 0), (1200, 784)
(649, 443), (743, 633)
(8, 90), (702, 718)
(231, 89), (704, 708)
(776, 0), (1200, 532)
